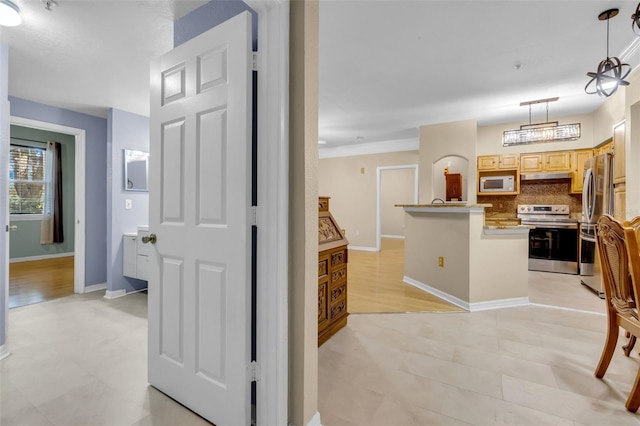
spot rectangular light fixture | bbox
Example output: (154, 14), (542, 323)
(503, 122), (581, 146)
(502, 97), (581, 146)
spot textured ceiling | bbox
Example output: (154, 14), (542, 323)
(2, 1), (640, 149)
(0, 0), (208, 118)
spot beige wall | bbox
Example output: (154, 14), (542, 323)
(289, 1), (319, 425)
(624, 72), (640, 219)
(318, 151), (419, 249)
(419, 119), (477, 204)
(404, 212), (471, 301)
(381, 168), (415, 236)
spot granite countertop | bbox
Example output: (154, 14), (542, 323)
(396, 203), (492, 208)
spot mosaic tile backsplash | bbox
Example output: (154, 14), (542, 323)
(478, 180), (582, 217)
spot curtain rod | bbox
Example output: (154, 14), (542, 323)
(10, 136), (47, 148)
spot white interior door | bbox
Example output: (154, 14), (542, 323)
(148, 12), (252, 425)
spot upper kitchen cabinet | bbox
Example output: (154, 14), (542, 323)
(570, 149), (592, 194)
(613, 121), (625, 184)
(477, 154), (519, 171)
(594, 140), (613, 156)
(520, 151), (572, 173)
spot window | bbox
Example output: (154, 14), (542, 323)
(9, 144), (47, 217)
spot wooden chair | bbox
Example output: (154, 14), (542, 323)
(594, 214), (640, 412)
(621, 216), (640, 356)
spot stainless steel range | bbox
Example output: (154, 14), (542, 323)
(517, 204), (579, 275)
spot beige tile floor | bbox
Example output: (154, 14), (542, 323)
(2, 272), (639, 426)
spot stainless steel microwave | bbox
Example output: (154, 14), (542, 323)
(479, 175), (514, 192)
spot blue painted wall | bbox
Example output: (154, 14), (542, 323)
(174, 0), (258, 50)
(9, 97), (108, 287)
(106, 108), (149, 294)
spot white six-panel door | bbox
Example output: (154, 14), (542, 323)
(148, 12), (252, 426)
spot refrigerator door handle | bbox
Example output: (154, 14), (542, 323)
(582, 168), (595, 223)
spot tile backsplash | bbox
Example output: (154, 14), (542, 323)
(478, 180), (582, 216)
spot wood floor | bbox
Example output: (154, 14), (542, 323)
(9, 256), (74, 309)
(348, 238), (463, 313)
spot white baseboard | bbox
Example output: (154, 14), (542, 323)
(10, 252), (74, 263)
(104, 287), (148, 300)
(469, 297), (530, 311)
(0, 344), (11, 361)
(348, 245), (378, 252)
(84, 283), (106, 293)
(381, 234), (405, 239)
(305, 412), (322, 426)
(403, 276), (469, 310)
(403, 276), (531, 312)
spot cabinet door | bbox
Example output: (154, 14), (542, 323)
(544, 151), (571, 172)
(123, 235), (137, 278)
(614, 183), (626, 222)
(478, 155), (499, 171)
(498, 154), (519, 169)
(520, 153), (543, 173)
(613, 121), (625, 184)
(571, 149), (592, 194)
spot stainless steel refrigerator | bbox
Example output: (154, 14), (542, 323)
(579, 152), (613, 298)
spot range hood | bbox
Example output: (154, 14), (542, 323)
(520, 172), (572, 181)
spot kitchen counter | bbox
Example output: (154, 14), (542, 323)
(399, 204), (530, 311)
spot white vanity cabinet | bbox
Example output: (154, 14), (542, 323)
(123, 226), (150, 281)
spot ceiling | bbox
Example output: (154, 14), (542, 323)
(2, 1), (640, 149)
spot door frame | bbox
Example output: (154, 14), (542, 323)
(8, 116), (86, 295)
(243, 1), (289, 424)
(376, 165), (419, 251)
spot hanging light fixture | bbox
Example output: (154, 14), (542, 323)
(585, 8), (631, 97)
(502, 98), (581, 146)
(0, 0), (21, 26)
(632, 3), (640, 35)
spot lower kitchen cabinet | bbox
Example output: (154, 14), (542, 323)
(614, 183), (626, 222)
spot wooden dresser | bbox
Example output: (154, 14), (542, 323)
(318, 196), (349, 346)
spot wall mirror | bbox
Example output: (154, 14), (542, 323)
(124, 149), (149, 191)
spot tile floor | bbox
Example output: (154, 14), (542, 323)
(1, 272), (639, 426)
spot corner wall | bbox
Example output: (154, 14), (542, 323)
(289, 1), (319, 425)
(419, 119), (477, 204)
(106, 108), (149, 294)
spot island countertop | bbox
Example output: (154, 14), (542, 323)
(396, 203), (492, 213)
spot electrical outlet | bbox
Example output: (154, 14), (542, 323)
(438, 256), (444, 267)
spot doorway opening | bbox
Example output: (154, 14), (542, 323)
(4, 116), (85, 308)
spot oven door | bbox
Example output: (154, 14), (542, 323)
(526, 224), (579, 274)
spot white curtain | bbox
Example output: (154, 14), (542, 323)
(40, 142), (57, 244)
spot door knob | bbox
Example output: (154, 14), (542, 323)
(142, 233), (157, 244)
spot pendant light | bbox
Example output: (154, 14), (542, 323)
(632, 3), (640, 35)
(0, 0), (21, 26)
(585, 8), (631, 97)
(503, 98), (581, 146)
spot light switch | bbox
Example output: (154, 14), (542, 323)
(125, 199), (132, 209)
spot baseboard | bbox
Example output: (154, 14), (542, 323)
(380, 234), (405, 239)
(305, 412), (323, 426)
(403, 276), (532, 312)
(469, 297), (530, 312)
(104, 287), (148, 300)
(403, 276), (469, 310)
(84, 283), (106, 293)
(0, 344), (11, 361)
(348, 245), (378, 252)
(10, 252), (74, 263)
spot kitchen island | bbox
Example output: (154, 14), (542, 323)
(397, 203), (531, 311)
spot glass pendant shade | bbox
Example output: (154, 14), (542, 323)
(0, 0), (21, 27)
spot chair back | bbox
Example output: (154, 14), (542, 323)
(624, 216), (640, 314)
(596, 215), (634, 316)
